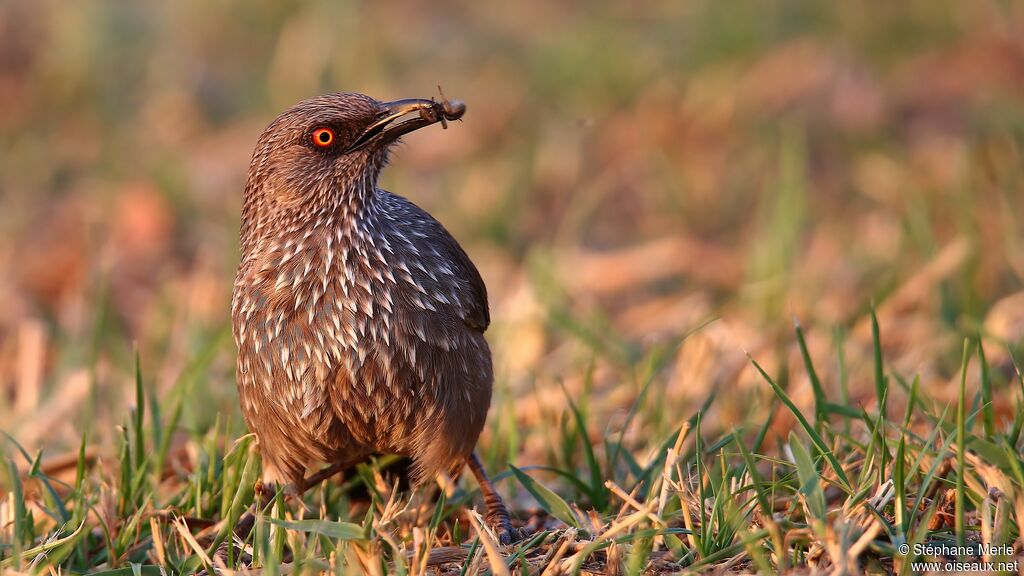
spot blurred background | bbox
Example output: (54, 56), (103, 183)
(1, 0), (1023, 467)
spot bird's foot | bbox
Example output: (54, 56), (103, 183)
(479, 483), (532, 545)
(485, 508), (531, 545)
(467, 452), (530, 545)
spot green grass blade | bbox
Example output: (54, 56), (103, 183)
(1002, 441), (1024, 489)
(902, 375), (919, 431)
(794, 318), (828, 429)
(213, 448), (260, 552)
(522, 464), (601, 505)
(26, 448), (70, 525)
(695, 412), (708, 556)
(429, 487), (448, 530)
(133, 347), (145, 474)
(1, 431), (33, 464)
(835, 326), (851, 436)
(823, 402), (862, 419)
(509, 465), (579, 528)
(561, 381), (607, 511)
(751, 398), (776, 454)
(6, 459), (27, 568)
(749, 355), (852, 491)
(1009, 350), (1024, 448)
(607, 356), (660, 479)
(871, 304), (888, 474)
(733, 434), (771, 522)
(789, 433), (826, 530)
(894, 435), (906, 537)
(458, 538), (480, 576)
(955, 338), (970, 548)
(977, 339), (994, 439)
(155, 392), (183, 487)
(0, 519), (88, 570)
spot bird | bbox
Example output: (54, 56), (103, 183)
(230, 92), (520, 543)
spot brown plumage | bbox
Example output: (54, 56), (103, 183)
(230, 92), (519, 542)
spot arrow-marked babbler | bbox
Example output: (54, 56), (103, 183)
(231, 92), (520, 542)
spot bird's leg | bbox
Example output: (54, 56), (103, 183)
(467, 452), (526, 545)
(297, 460), (350, 493)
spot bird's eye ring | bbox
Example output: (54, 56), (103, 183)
(312, 128), (335, 147)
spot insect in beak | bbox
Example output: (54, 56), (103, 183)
(345, 94), (466, 153)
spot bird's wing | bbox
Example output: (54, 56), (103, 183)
(322, 191), (493, 481)
(431, 225), (490, 332)
(325, 242), (492, 483)
(377, 191), (490, 332)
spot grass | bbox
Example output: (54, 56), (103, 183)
(2, 315), (1023, 574)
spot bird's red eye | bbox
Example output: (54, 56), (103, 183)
(312, 128), (335, 147)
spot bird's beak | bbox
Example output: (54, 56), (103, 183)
(345, 98), (465, 153)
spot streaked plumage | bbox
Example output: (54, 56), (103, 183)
(231, 93), (492, 490)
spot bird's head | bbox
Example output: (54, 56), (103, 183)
(240, 92), (464, 250)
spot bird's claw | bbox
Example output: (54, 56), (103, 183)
(498, 525), (533, 546)
(486, 512), (531, 545)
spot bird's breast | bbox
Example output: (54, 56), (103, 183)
(232, 219), (470, 407)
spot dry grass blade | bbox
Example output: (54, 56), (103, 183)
(540, 529), (578, 576)
(149, 517), (167, 566)
(467, 509), (511, 576)
(172, 516), (214, 571)
(559, 505), (657, 573)
(654, 422), (690, 552)
(604, 480), (662, 525)
(844, 519), (882, 569)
